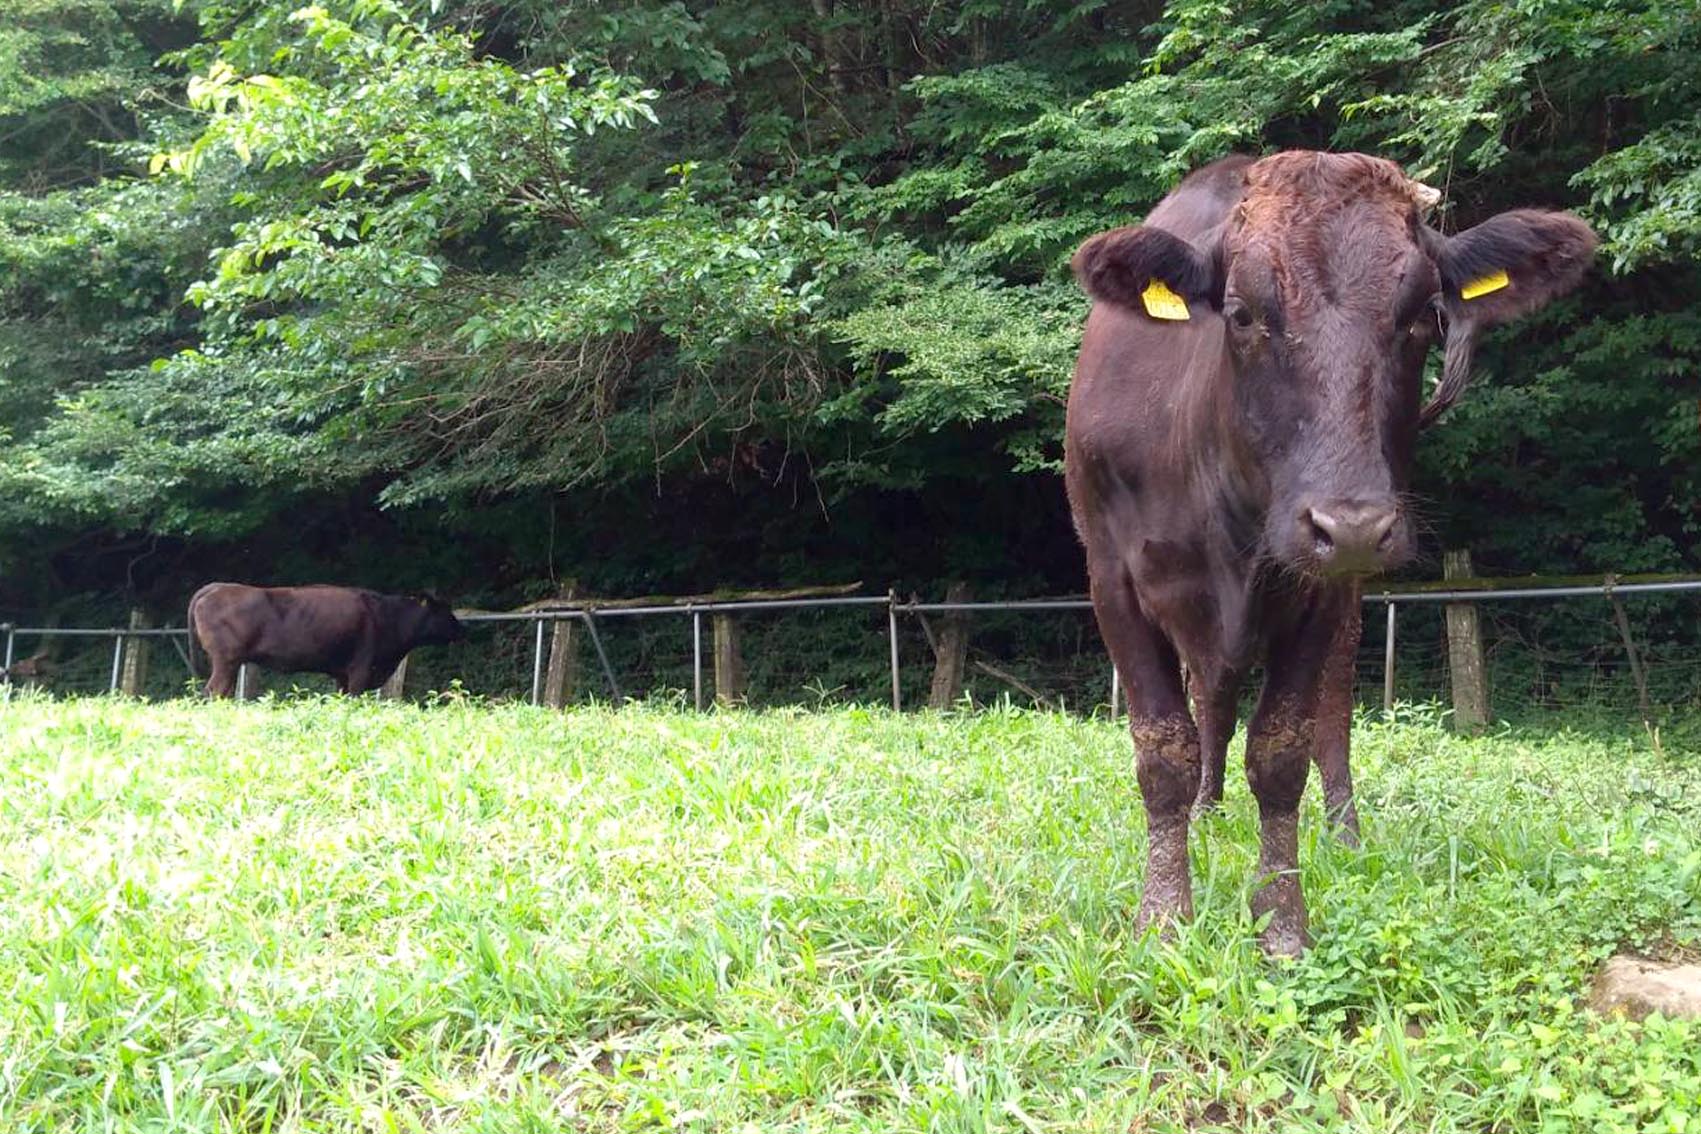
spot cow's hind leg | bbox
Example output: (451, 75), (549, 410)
(1313, 587), (1362, 846)
(1190, 666), (1242, 817)
(1092, 568), (1199, 933)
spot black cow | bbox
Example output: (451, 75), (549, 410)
(188, 583), (465, 697)
(1066, 151), (1594, 954)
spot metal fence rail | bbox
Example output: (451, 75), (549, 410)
(6, 576), (1701, 708)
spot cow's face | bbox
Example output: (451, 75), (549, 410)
(1073, 151), (1595, 579)
(412, 595), (467, 645)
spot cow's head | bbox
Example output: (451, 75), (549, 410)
(408, 593), (467, 645)
(1073, 151), (1595, 578)
(1, 653), (55, 686)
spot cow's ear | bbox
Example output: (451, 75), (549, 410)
(1072, 225), (1221, 321)
(1434, 210), (1596, 325)
(1417, 210), (1597, 429)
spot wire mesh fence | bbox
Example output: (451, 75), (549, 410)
(5, 580), (1701, 727)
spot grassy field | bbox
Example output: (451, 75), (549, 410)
(0, 697), (1698, 1132)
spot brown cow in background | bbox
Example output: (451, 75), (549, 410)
(1066, 151), (1594, 955)
(189, 583), (465, 697)
(0, 652), (55, 689)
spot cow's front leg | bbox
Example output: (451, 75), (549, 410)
(205, 659), (238, 699)
(1245, 693), (1313, 957)
(338, 665), (375, 695)
(1090, 567), (1198, 933)
(1131, 711), (1203, 932)
(1245, 607), (1339, 957)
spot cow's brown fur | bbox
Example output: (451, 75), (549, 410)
(188, 583), (464, 697)
(0, 652), (55, 687)
(1067, 150), (1594, 955)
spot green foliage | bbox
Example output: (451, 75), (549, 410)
(829, 251), (1080, 475)
(1578, 115), (1701, 272)
(0, 0), (194, 186)
(0, 700), (1696, 1129)
(1, 0), (1699, 600)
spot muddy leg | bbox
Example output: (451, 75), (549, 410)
(1245, 693), (1313, 957)
(1091, 567), (1198, 933)
(1245, 601), (1343, 958)
(1313, 588), (1362, 846)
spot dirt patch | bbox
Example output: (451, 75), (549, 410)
(1189, 1100), (1234, 1129)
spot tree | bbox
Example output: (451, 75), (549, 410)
(1, 0), (1698, 621)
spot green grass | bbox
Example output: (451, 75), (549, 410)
(0, 695), (1698, 1132)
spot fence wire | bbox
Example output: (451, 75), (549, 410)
(5, 582), (1700, 726)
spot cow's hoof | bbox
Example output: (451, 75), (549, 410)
(1191, 792), (1224, 820)
(1259, 918), (1309, 960)
(1324, 802), (1362, 849)
(1135, 893), (1193, 939)
(1252, 881), (1308, 959)
(1135, 910), (1182, 943)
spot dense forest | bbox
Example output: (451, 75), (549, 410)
(2, 0), (1699, 624)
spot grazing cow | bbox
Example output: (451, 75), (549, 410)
(0, 652), (55, 688)
(188, 583), (465, 697)
(1066, 151), (1594, 955)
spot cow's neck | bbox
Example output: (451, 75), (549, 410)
(1182, 356), (1267, 561)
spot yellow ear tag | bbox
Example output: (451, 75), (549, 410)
(1460, 269), (1510, 300)
(1140, 280), (1191, 321)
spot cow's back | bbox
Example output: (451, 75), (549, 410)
(191, 583), (371, 670)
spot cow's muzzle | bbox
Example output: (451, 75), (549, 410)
(1301, 499), (1402, 576)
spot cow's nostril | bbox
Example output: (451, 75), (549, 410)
(1367, 508), (1399, 554)
(1306, 509), (1339, 556)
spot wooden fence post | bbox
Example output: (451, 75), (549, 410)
(238, 663), (262, 700)
(1443, 550), (1491, 732)
(713, 612), (746, 705)
(1607, 581), (1653, 727)
(119, 609), (151, 697)
(381, 656), (409, 700)
(927, 582), (971, 709)
(543, 582), (580, 708)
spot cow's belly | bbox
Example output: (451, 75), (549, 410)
(249, 634), (357, 674)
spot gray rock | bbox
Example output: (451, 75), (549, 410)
(1589, 956), (1701, 1021)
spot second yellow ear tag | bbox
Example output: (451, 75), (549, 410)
(1141, 280), (1191, 321)
(1461, 269), (1510, 300)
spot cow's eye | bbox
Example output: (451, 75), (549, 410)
(1225, 299), (1256, 330)
(1409, 292), (1446, 337)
